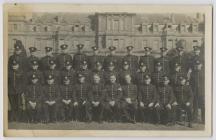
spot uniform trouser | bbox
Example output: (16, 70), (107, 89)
(8, 94), (20, 121)
(138, 105), (155, 123)
(176, 104), (193, 123)
(26, 101), (42, 122)
(91, 102), (105, 122)
(193, 94), (205, 123)
(60, 102), (73, 121)
(43, 102), (58, 122)
(104, 101), (122, 122)
(155, 105), (172, 124)
(73, 101), (92, 122)
(121, 101), (137, 121)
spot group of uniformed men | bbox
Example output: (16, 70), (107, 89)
(8, 40), (204, 128)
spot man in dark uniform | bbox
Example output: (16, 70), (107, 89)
(56, 44), (72, 70)
(73, 44), (88, 70)
(43, 74), (60, 123)
(119, 60), (134, 85)
(156, 47), (170, 74)
(25, 74), (43, 123)
(44, 60), (60, 84)
(151, 62), (166, 88)
(138, 75), (157, 123)
(27, 60), (44, 85)
(40, 47), (56, 71)
(89, 46), (104, 70)
(122, 46), (138, 74)
(73, 74), (92, 122)
(121, 74), (138, 123)
(170, 45), (188, 73)
(104, 74), (122, 122)
(60, 60), (75, 85)
(170, 63), (186, 87)
(139, 47), (155, 73)
(77, 60), (92, 83)
(8, 60), (26, 121)
(92, 61), (105, 84)
(155, 76), (175, 125)
(27, 47), (39, 71)
(8, 42), (27, 72)
(103, 46), (120, 71)
(188, 46), (204, 80)
(135, 62), (150, 87)
(190, 60), (204, 123)
(59, 76), (74, 121)
(91, 74), (105, 123)
(104, 61), (119, 85)
(174, 76), (193, 127)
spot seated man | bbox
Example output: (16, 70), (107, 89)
(25, 74), (43, 123)
(60, 76), (74, 121)
(155, 76), (175, 125)
(138, 75), (157, 123)
(91, 74), (105, 123)
(104, 74), (122, 122)
(174, 76), (193, 128)
(43, 75), (60, 123)
(121, 74), (138, 123)
(73, 74), (92, 122)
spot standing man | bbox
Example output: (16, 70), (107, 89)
(40, 47), (56, 71)
(104, 74), (122, 122)
(119, 60), (134, 85)
(43, 75), (60, 123)
(73, 44), (88, 70)
(27, 60), (44, 85)
(8, 41), (27, 72)
(59, 76), (74, 121)
(122, 46), (139, 74)
(138, 75), (157, 123)
(121, 74), (138, 123)
(27, 47), (39, 71)
(103, 46), (120, 71)
(91, 74), (105, 123)
(89, 46), (104, 70)
(139, 47), (155, 73)
(25, 74), (43, 123)
(156, 47), (170, 74)
(44, 60), (60, 85)
(104, 61), (119, 85)
(174, 76), (193, 127)
(56, 44), (72, 70)
(60, 60), (75, 85)
(135, 62), (150, 88)
(151, 62), (166, 88)
(8, 60), (26, 121)
(73, 74), (92, 122)
(190, 60), (204, 123)
(77, 60), (92, 83)
(155, 76), (175, 125)
(92, 61), (105, 85)
(170, 63), (186, 87)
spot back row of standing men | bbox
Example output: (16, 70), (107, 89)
(8, 40), (204, 126)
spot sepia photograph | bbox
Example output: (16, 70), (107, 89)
(3, 4), (212, 137)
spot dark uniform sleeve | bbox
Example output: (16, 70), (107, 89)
(187, 85), (194, 104)
(137, 87), (142, 102)
(87, 85), (93, 102)
(72, 86), (77, 102)
(116, 84), (123, 102)
(168, 86), (175, 104)
(152, 85), (158, 103)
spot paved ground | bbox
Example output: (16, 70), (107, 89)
(8, 121), (204, 130)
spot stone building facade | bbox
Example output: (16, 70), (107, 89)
(8, 12), (204, 57)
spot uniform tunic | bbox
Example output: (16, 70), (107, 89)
(73, 53), (88, 70)
(8, 54), (27, 71)
(151, 71), (166, 87)
(56, 53), (72, 70)
(91, 83), (105, 102)
(44, 69), (60, 84)
(170, 54), (188, 73)
(60, 69), (76, 84)
(135, 70), (150, 86)
(170, 71), (186, 87)
(91, 70), (105, 84)
(122, 55), (139, 73)
(40, 55), (56, 71)
(73, 83), (92, 102)
(174, 85), (193, 105)
(156, 56), (170, 74)
(121, 84), (138, 102)
(157, 85), (175, 106)
(139, 55), (155, 73)
(104, 83), (122, 102)
(27, 70), (44, 84)
(138, 84), (157, 105)
(88, 55), (104, 70)
(25, 84), (43, 103)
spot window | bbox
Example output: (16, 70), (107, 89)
(119, 19), (124, 31)
(107, 19), (112, 31)
(181, 25), (186, 32)
(14, 24), (17, 31)
(44, 26), (48, 32)
(192, 40), (198, 47)
(142, 40), (147, 48)
(193, 25), (198, 32)
(73, 40), (79, 48)
(84, 40), (90, 48)
(153, 40), (159, 50)
(167, 40), (173, 49)
(113, 39), (119, 48)
(142, 25), (147, 32)
(119, 39), (124, 49)
(74, 25), (79, 32)
(107, 39), (112, 47)
(71, 26), (74, 31)
(113, 20), (119, 31)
